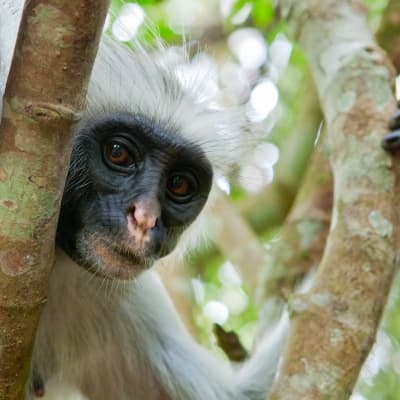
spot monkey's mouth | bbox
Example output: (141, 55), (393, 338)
(82, 236), (156, 280)
(112, 246), (154, 268)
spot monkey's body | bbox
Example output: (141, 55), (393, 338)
(1, 2), (286, 399)
(32, 249), (284, 400)
(34, 250), (253, 400)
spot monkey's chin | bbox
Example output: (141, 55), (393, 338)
(94, 250), (154, 280)
(83, 239), (155, 280)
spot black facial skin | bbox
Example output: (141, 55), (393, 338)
(57, 113), (213, 279)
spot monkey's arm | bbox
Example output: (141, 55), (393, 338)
(129, 271), (287, 400)
(31, 253), (286, 400)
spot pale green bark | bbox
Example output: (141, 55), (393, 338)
(269, 1), (398, 399)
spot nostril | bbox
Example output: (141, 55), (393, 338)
(151, 218), (160, 231)
(150, 221), (163, 254)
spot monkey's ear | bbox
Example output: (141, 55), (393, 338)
(382, 110), (400, 152)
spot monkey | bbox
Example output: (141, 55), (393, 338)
(0, 1), (288, 399)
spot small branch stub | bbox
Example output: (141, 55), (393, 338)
(24, 103), (82, 122)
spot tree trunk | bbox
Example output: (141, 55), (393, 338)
(269, 1), (399, 399)
(0, 1), (109, 398)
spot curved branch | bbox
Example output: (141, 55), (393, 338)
(270, 1), (398, 398)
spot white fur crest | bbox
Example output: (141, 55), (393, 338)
(0, 0), (249, 175)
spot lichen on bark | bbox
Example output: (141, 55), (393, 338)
(269, 1), (399, 399)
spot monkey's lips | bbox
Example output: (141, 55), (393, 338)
(87, 237), (155, 280)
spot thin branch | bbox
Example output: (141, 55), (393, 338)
(260, 132), (332, 302)
(240, 69), (321, 233)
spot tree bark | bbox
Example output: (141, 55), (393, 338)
(269, 1), (399, 399)
(0, 1), (109, 398)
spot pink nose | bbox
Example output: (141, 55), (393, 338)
(133, 206), (157, 230)
(127, 199), (160, 237)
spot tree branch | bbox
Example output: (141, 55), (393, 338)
(0, 1), (109, 398)
(269, 1), (399, 398)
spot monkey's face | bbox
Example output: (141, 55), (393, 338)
(57, 113), (213, 280)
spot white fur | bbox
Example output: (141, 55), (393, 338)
(87, 37), (250, 173)
(0, 2), (286, 399)
(30, 249), (286, 400)
(0, 0), (22, 100)
(0, 0), (249, 172)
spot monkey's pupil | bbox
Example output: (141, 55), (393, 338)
(168, 175), (190, 196)
(111, 144), (123, 159)
(107, 142), (131, 165)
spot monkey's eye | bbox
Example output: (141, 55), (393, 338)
(103, 137), (139, 171)
(166, 172), (197, 203)
(105, 142), (133, 166)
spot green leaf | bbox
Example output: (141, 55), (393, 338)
(252, 0), (274, 27)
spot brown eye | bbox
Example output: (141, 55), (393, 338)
(168, 175), (190, 195)
(106, 142), (132, 165)
(167, 173), (197, 203)
(103, 138), (139, 171)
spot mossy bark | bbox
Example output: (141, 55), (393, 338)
(0, 1), (109, 398)
(269, 1), (398, 399)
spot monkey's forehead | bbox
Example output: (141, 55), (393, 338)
(85, 38), (251, 175)
(0, 1), (255, 174)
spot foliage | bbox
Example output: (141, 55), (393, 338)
(363, 0), (390, 30)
